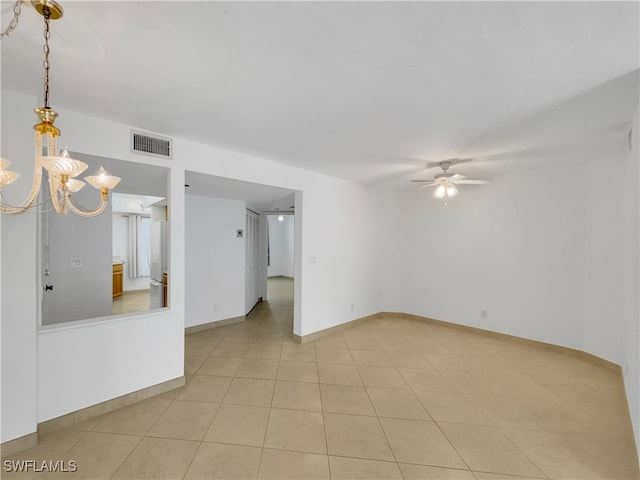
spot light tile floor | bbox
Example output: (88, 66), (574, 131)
(112, 290), (151, 315)
(4, 277), (639, 479)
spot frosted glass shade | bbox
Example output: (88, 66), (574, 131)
(0, 159), (20, 187)
(0, 169), (20, 187)
(85, 166), (121, 190)
(41, 149), (88, 177)
(434, 181), (458, 199)
(65, 179), (86, 193)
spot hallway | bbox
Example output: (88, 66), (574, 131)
(3, 276), (638, 479)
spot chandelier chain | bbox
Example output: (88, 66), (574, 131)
(42, 6), (51, 108)
(0, 0), (23, 39)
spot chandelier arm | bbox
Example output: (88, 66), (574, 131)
(1, 200), (54, 215)
(0, 161), (43, 214)
(0, 0), (23, 39)
(0, 200), (29, 215)
(0, 203), (27, 215)
(67, 193), (107, 218)
(0, 190), (53, 210)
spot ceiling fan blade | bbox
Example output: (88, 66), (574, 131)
(449, 174), (466, 181)
(414, 183), (439, 190)
(455, 179), (490, 185)
(411, 181), (439, 186)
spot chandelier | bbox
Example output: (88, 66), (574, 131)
(0, 0), (120, 217)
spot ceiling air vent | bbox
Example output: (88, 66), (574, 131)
(130, 130), (172, 159)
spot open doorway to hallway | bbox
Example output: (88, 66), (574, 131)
(244, 212), (296, 331)
(246, 277), (293, 333)
(184, 171), (299, 337)
(266, 213), (294, 299)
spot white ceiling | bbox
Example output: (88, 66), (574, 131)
(74, 152), (168, 198)
(185, 171), (296, 212)
(2, 1), (639, 188)
(112, 192), (166, 214)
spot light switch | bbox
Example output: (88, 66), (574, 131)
(70, 258), (82, 268)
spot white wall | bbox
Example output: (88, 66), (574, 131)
(1, 89), (638, 458)
(582, 160), (626, 362)
(396, 163), (587, 350)
(185, 195), (246, 327)
(38, 313), (182, 421)
(42, 190), (113, 325)
(1, 88), (382, 440)
(622, 107), (640, 452)
(386, 129), (640, 454)
(113, 213), (150, 292)
(257, 214), (269, 302)
(377, 188), (406, 313)
(150, 205), (166, 223)
(1, 91), (41, 442)
(2, 90), (185, 429)
(294, 177), (381, 333)
(268, 215), (295, 278)
(175, 134), (382, 337)
(112, 214), (151, 292)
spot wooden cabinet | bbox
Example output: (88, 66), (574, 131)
(113, 263), (123, 299)
(163, 273), (168, 307)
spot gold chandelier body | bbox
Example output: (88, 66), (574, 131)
(0, 0), (120, 217)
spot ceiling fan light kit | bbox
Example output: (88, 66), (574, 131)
(411, 159), (489, 208)
(433, 181), (458, 200)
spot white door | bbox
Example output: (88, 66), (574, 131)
(39, 190), (113, 325)
(245, 210), (261, 313)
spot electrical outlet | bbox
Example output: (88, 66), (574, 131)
(481, 310), (487, 319)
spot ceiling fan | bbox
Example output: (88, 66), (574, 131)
(411, 160), (489, 201)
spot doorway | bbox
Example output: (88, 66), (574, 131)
(245, 209), (261, 313)
(267, 214), (295, 284)
(184, 171), (300, 335)
(245, 214), (295, 332)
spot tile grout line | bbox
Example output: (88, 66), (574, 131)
(182, 334), (218, 479)
(14, 281), (636, 478)
(352, 342), (402, 473)
(387, 319), (474, 475)
(107, 420), (157, 479)
(258, 284), (290, 480)
(172, 332), (223, 479)
(315, 352), (333, 479)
